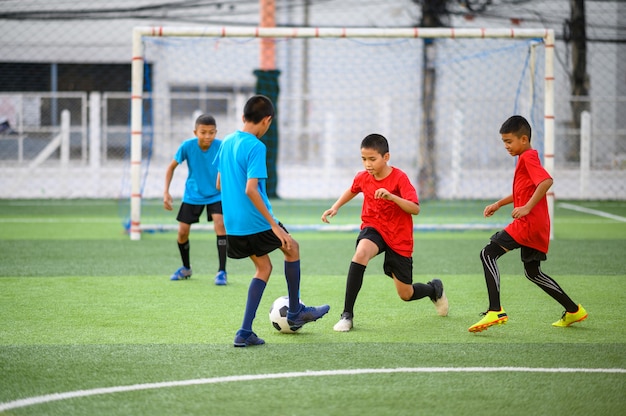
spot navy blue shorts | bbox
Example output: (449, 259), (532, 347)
(490, 230), (547, 263)
(226, 223), (290, 259)
(176, 201), (222, 224)
(357, 227), (413, 285)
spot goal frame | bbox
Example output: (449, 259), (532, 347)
(129, 26), (555, 241)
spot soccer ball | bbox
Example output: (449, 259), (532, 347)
(269, 296), (303, 333)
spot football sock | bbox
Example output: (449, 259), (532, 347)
(480, 242), (507, 311)
(240, 277), (267, 332)
(217, 235), (227, 271)
(409, 283), (433, 300)
(343, 262), (366, 316)
(524, 261), (579, 312)
(178, 240), (190, 269)
(284, 260), (302, 312)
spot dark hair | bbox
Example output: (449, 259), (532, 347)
(360, 133), (389, 155)
(195, 114), (216, 127)
(499, 115), (532, 142)
(243, 95), (275, 124)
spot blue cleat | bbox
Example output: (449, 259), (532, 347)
(214, 270), (227, 286)
(233, 330), (265, 347)
(287, 304), (330, 327)
(170, 266), (192, 281)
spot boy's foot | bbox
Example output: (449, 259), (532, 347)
(233, 330), (265, 347)
(428, 278), (449, 317)
(170, 266), (192, 281)
(333, 312), (353, 332)
(468, 308), (508, 332)
(214, 270), (227, 286)
(287, 304), (330, 327)
(552, 304), (588, 327)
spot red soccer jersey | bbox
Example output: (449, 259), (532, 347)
(504, 148), (552, 253)
(351, 167), (419, 257)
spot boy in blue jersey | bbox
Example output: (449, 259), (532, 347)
(164, 114), (228, 285)
(214, 95), (330, 347)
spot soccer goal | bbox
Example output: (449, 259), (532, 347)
(128, 26), (554, 240)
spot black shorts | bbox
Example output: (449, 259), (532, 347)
(176, 201), (222, 224)
(226, 223), (290, 259)
(357, 227), (413, 285)
(490, 230), (547, 263)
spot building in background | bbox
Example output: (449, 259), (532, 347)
(0, 0), (624, 200)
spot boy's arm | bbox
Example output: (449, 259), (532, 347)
(163, 160), (179, 211)
(484, 194), (513, 217)
(245, 178), (291, 249)
(321, 188), (358, 223)
(511, 178), (553, 219)
(374, 188), (420, 215)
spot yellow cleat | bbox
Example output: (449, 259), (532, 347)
(468, 308), (508, 333)
(552, 304), (588, 327)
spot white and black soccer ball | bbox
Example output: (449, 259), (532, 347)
(269, 296), (303, 333)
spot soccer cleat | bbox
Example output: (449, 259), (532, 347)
(214, 270), (227, 286)
(428, 278), (449, 317)
(170, 266), (192, 281)
(233, 330), (265, 347)
(552, 304), (588, 327)
(333, 312), (354, 332)
(468, 308), (508, 332)
(287, 304), (331, 327)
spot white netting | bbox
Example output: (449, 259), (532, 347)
(129, 28), (548, 235)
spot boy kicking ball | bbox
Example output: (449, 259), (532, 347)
(322, 133), (448, 332)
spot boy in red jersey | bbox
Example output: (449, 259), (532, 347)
(322, 133), (448, 332)
(469, 115), (587, 333)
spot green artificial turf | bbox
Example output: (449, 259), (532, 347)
(0, 199), (624, 415)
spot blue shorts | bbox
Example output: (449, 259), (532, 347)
(357, 227), (414, 285)
(176, 201), (222, 224)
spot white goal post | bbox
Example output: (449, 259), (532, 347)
(129, 26), (555, 241)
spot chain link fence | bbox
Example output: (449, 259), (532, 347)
(0, 0), (624, 200)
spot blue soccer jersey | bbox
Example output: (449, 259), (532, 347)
(175, 137), (222, 205)
(214, 130), (276, 236)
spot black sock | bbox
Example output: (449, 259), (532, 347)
(343, 262), (366, 317)
(178, 240), (190, 269)
(217, 235), (227, 271)
(409, 283), (433, 301)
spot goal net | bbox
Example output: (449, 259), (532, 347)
(127, 27), (553, 240)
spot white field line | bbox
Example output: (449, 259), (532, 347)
(558, 202), (626, 222)
(1, 367), (625, 412)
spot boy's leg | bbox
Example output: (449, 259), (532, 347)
(468, 241), (509, 332)
(333, 238), (378, 332)
(211, 211), (228, 285)
(523, 260), (582, 314)
(284, 259), (302, 312)
(171, 222), (192, 280)
(233, 277), (267, 347)
(234, 253), (272, 347)
(480, 241), (507, 311)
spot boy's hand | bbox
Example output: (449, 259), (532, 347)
(321, 208), (337, 223)
(164, 193), (173, 211)
(271, 223), (291, 250)
(374, 188), (392, 200)
(511, 205), (531, 219)
(484, 203), (499, 217)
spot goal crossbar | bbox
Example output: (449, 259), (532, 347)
(129, 26), (555, 240)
